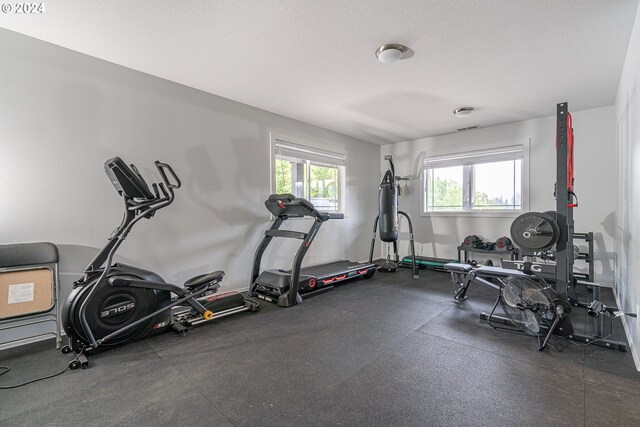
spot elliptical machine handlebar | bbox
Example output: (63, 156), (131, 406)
(151, 183), (160, 199)
(83, 158), (182, 274)
(155, 160), (181, 189)
(158, 182), (170, 201)
(120, 161), (181, 214)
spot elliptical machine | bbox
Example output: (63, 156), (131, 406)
(61, 157), (258, 368)
(368, 155), (418, 278)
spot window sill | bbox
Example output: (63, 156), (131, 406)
(420, 210), (524, 218)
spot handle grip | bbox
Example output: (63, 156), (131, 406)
(158, 182), (169, 198)
(154, 161), (181, 189)
(328, 213), (344, 219)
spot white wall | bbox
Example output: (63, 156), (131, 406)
(0, 29), (380, 296)
(381, 106), (616, 283)
(615, 2), (640, 364)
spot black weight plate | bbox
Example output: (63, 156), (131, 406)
(510, 212), (560, 252)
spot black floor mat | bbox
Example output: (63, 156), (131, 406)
(1, 267), (638, 426)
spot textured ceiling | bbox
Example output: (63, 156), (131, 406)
(1, 0), (638, 144)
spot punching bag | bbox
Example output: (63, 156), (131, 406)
(378, 170), (399, 242)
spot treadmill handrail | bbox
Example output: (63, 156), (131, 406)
(265, 230), (308, 240)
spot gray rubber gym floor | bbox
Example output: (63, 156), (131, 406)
(1, 267), (639, 426)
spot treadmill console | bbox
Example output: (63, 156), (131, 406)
(104, 157), (155, 200)
(265, 194), (344, 222)
(265, 194), (317, 219)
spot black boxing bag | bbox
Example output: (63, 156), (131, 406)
(378, 170), (399, 242)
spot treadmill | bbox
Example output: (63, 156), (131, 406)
(249, 194), (376, 307)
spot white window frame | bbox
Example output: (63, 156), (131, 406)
(270, 133), (347, 215)
(420, 139), (529, 217)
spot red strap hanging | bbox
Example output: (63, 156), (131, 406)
(567, 113), (577, 207)
(555, 112), (577, 207)
(567, 113), (574, 191)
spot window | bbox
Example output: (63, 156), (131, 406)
(272, 138), (346, 213)
(422, 144), (525, 214)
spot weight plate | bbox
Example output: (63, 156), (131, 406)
(510, 212), (560, 252)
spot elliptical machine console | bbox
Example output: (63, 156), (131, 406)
(61, 157), (258, 368)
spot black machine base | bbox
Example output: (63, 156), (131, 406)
(173, 290), (259, 326)
(63, 291), (259, 368)
(444, 262), (629, 352)
(251, 260), (376, 307)
(378, 260), (399, 273)
(479, 312), (627, 352)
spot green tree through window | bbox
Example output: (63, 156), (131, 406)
(424, 146), (524, 212)
(273, 140), (346, 213)
(275, 159), (292, 194)
(310, 164), (338, 199)
(430, 177), (463, 210)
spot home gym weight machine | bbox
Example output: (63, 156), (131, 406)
(61, 157), (258, 368)
(368, 155), (419, 278)
(445, 102), (634, 351)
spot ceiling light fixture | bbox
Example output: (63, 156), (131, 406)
(453, 107), (474, 117)
(375, 43), (411, 64)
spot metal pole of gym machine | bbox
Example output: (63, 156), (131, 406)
(484, 103), (626, 351)
(555, 102), (573, 303)
(555, 103), (627, 351)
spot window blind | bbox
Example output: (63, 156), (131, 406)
(274, 140), (346, 167)
(424, 145), (523, 169)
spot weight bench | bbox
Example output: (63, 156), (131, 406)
(444, 262), (529, 300)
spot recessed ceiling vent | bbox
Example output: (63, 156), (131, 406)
(457, 125), (480, 132)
